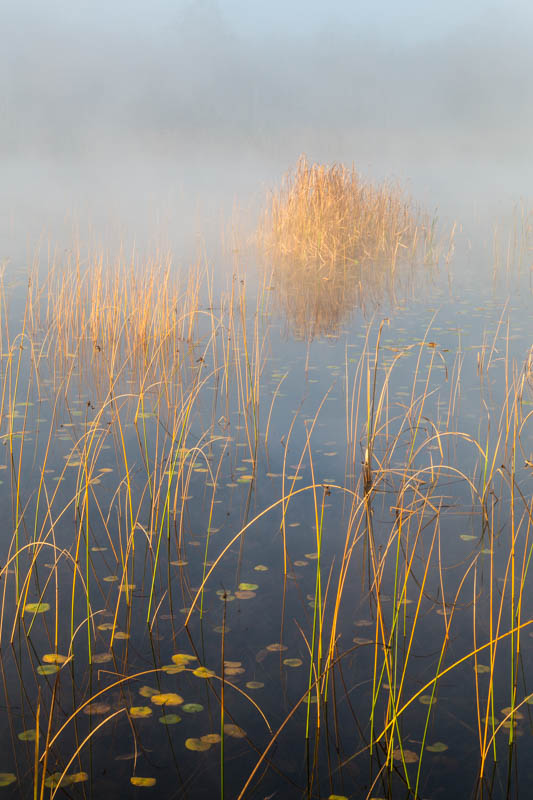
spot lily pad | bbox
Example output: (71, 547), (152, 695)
(18, 730), (37, 741)
(0, 775), (15, 787)
(283, 658), (303, 667)
(129, 707), (153, 719)
(42, 653), (68, 665)
(37, 664), (60, 676)
(201, 733), (221, 744)
(83, 702), (111, 715)
(159, 714), (181, 725)
(185, 737), (211, 751)
(150, 693), (183, 706)
(266, 643), (287, 652)
(254, 565), (268, 571)
(171, 653), (197, 666)
(393, 748), (418, 763)
(139, 686), (159, 698)
(182, 703), (204, 713)
(193, 667), (215, 679)
(238, 583), (258, 591)
(245, 681), (264, 689)
(419, 695), (436, 705)
(426, 742), (448, 752)
(130, 777), (156, 787)
(24, 602), (50, 614)
(223, 723), (246, 738)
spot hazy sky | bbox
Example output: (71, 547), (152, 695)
(2, 0), (532, 254)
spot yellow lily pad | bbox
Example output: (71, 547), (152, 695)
(171, 653), (197, 666)
(129, 707), (153, 719)
(42, 653), (68, 664)
(283, 658), (303, 667)
(37, 664), (59, 675)
(130, 777), (156, 787)
(238, 583), (258, 591)
(185, 737), (211, 751)
(193, 667), (215, 679)
(24, 602), (50, 614)
(18, 729), (37, 741)
(150, 693), (183, 706)
(201, 733), (221, 744)
(0, 774), (16, 787)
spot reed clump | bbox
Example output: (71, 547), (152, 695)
(260, 155), (425, 272)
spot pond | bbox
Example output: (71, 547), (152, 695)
(0, 167), (532, 800)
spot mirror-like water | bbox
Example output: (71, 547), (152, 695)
(0, 204), (532, 799)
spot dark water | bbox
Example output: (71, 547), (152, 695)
(0, 196), (532, 800)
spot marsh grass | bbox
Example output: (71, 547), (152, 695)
(258, 156), (442, 339)
(0, 235), (531, 798)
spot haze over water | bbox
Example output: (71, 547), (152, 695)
(2, 0), (533, 267)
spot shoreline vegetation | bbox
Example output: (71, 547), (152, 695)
(0, 168), (531, 798)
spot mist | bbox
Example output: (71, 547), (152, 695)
(2, 0), (532, 261)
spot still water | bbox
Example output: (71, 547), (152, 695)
(0, 176), (531, 800)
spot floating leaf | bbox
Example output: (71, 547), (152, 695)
(426, 742), (448, 752)
(185, 738), (211, 751)
(171, 653), (197, 666)
(201, 733), (221, 744)
(328, 795), (348, 799)
(92, 653), (112, 664)
(224, 661), (241, 668)
(139, 686), (158, 698)
(83, 702), (111, 715)
(162, 664), (185, 674)
(305, 553), (319, 560)
(24, 602), (50, 614)
(103, 575), (118, 582)
(238, 583), (258, 591)
(393, 748), (418, 763)
(37, 664), (59, 676)
(114, 632), (130, 640)
(0, 774), (15, 787)
(44, 772), (87, 788)
(159, 714), (181, 725)
(266, 643), (287, 652)
(182, 703), (204, 713)
(42, 653), (68, 665)
(460, 534), (476, 541)
(18, 729), (37, 741)
(129, 706), (152, 719)
(193, 667), (215, 679)
(151, 693), (183, 706)
(235, 590), (256, 599)
(97, 623), (114, 631)
(283, 658), (303, 668)
(254, 565), (268, 571)
(419, 695), (436, 705)
(353, 637), (372, 645)
(130, 777), (156, 787)
(223, 723), (246, 739)
(474, 664), (491, 674)
(293, 560), (308, 567)
(246, 681), (264, 689)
